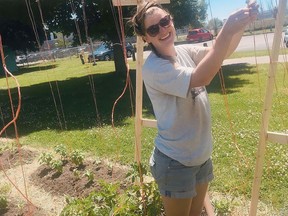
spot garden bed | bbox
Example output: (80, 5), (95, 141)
(0, 145), (128, 215)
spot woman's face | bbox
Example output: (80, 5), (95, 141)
(143, 7), (176, 55)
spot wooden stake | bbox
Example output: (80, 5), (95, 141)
(249, 0), (287, 215)
(134, 36), (144, 162)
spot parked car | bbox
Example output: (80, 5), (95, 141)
(283, 29), (288, 47)
(186, 28), (213, 43)
(88, 42), (134, 62)
(15, 55), (26, 64)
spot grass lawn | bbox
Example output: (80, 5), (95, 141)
(0, 53), (287, 213)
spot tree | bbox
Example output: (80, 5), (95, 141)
(0, 0), (44, 53)
(166, 0), (207, 29)
(206, 18), (223, 36)
(0, 0), (207, 74)
(196, 0), (209, 27)
(0, 0), (134, 75)
(0, 19), (44, 53)
(1, 0), (207, 49)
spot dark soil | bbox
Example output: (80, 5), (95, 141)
(31, 159), (128, 198)
(0, 147), (36, 170)
(0, 147), (128, 216)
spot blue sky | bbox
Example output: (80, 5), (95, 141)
(209, 0), (249, 20)
(208, 0), (268, 20)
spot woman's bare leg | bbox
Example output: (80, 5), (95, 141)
(161, 183), (209, 216)
(189, 182), (209, 216)
(162, 196), (192, 216)
(204, 192), (215, 216)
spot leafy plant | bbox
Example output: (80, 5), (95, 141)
(60, 181), (119, 216)
(39, 151), (64, 173)
(83, 170), (94, 183)
(126, 162), (148, 183)
(0, 195), (8, 210)
(93, 158), (102, 166)
(16, 200), (27, 213)
(54, 144), (68, 160)
(142, 181), (163, 215)
(61, 195), (98, 216)
(114, 181), (163, 215)
(60, 163), (164, 216)
(0, 145), (9, 154)
(0, 184), (11, 195)
(73, 168), (81, 179)
(70, 150), (84, 166)
(213, 199), (233, 216)
(51, 160), (64, 173)
(107, 162), (113, 175)
(38, 152), (53, 166)
(0, 184), (10, 210)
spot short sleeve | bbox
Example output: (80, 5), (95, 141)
(143, 55), (192, 98)
(187, 45), (210, 65)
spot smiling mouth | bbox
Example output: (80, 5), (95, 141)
(160, 32), (171, 40)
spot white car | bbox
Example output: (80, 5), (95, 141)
(15, 55), (26, 64)
(284, 29), (288, 47)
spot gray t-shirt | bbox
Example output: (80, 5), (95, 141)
(143, 44), (212, 166)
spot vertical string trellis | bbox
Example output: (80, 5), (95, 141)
(0, 35), (36, 216)
(25, 0), (67, 130)
(80, 0), (102, 125)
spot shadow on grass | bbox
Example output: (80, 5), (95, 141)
(1, 70), (135, 136)
(0, 63), (255, 137)
(207, 63), (255, 94)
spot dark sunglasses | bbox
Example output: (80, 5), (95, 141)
(146, 15), (172, 37)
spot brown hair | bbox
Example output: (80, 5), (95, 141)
(131, 1), (167, 37)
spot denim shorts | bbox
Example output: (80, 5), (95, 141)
(149, 148), (214, 199)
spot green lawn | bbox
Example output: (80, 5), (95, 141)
(0, 54), (287, 213)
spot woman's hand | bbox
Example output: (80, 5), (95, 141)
(223, 1), (259, 36)
(189, 2), (259, 88)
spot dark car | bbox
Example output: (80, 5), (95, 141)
(186, 28), (213, 43)
(284, 29), (288, 47)
(88, 42), (134, 62)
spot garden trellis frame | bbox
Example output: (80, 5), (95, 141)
(249, 0), (288, 215)
(112, 0), (214, 215)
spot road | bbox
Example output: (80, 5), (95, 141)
(201, 32), (278, 51)
(141, 32), (287, 65)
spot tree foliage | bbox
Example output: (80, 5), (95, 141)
(0, 0), (207, 52)
(207, 18), (223, 35)
(0, 0), (44, 52)
(42, 0), (130, 44)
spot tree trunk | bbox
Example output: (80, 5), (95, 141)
(113, 44), (127, 78)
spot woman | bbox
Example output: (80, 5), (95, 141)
(131, 1), (258, 215)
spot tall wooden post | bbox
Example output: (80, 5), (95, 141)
(112, 0), (168, 163)
(249, 0), (288, 215)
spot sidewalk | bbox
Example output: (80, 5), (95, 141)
(142, 50), (288, 65)
(223, 54), (288, 65)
